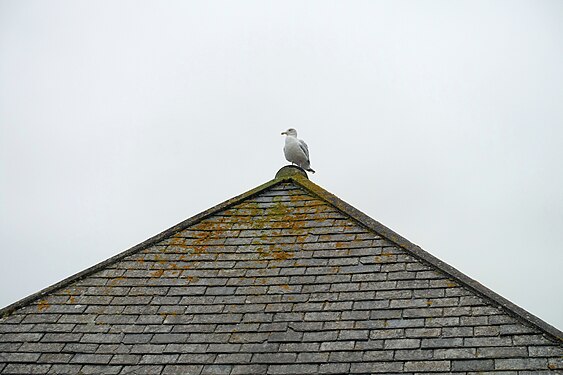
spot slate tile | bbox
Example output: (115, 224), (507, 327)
(201, 364), (232, 375)
(231, 364), (268, 374)
(211, 353), (249, 364)
(240, 342), (280, 353)
(413, 288), (445, 298)
(512, 334), (553, 345)
(350, 362), (403, 373)
(528, 346), (563, 356)
(268, 329), (303, 342)
(443, 306), (472, 316)
(320, 340), (355, 351)
(442, 326), (473, 337)
(21, 314), (61, 324)
(464, 336), (513, 347)
(323, 320), (354, 330)
(80, 333), (123, 344)
(404, 360), (451, 372)
(129, 344), (167, 354)
(368, 309), (402, 320)
(139, 353), (179, 364)
(386, 318), (425, 328)
(369, 328), (405, 339)
(296, 352), (329, 363)
(38, 353), (77, 364)
(0, 315), (25, 324)
(302, 330), (338, 342)
(3, 363), (52, 374)
(452, 359), (494, 371)
(145, 323), (174, 332)
(460, 316), (488, 326)
(1, 333), (43, 342)
(351, 272), (386, 282)
(150, 333), (188, 344)
(61, 342), (98, 353)
(462, 324), (489, 337)
(405, 327), (441, 338)
(47, 364), (83, 374)
(70, 353), (112, 364)
(122, 333), (153, 344)
(1, 352), (42, 362)
(0, 342), (21, 351)
(80, 365), (122, 374)
(258, 322), (289, 332)
(109, 354), (142, 365)
(268, 364), (318, 374)
(384, 338), (421, 349)
(0, 324), (35, 334)
(253, 352), (297, 363)
(495, 358), (548, 370)
(304, 311), (341, 321)
(337, 329), (369, 340)
(498, 323), (536, 335)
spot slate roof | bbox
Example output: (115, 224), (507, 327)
(1, 165), (561, 375)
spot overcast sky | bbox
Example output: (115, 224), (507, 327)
(1, 1), (562, 330)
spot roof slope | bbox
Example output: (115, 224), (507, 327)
(1, 166), (561, 374)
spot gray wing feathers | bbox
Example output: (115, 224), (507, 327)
(298, 139), (310, 159)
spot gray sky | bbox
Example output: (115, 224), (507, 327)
(1, 1), (562, 330)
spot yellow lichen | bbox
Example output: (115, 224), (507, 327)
(109, 277), (125, 286)
(37, 300), (50, 311)
(150, 269), (164, 278)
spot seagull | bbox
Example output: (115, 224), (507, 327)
(281, 128), (315, 173)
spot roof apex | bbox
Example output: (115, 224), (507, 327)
(275, 165), (309, 179)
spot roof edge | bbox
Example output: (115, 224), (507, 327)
(289, 175), (563, 343)
(0, 176), (289, 318)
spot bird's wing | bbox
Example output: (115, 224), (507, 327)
(298, 139), (310, 159)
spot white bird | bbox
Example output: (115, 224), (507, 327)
(281, 128), (315, 173)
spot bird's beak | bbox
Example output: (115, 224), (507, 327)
(281, 131), (287, 135)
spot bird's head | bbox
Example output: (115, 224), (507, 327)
(281, 128), (297, 137)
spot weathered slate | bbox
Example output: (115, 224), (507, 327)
(1, 166), (561, 374)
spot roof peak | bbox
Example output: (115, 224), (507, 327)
(275, 165), (309, 179)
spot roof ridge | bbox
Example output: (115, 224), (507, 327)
(288, 175), (563, 343)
